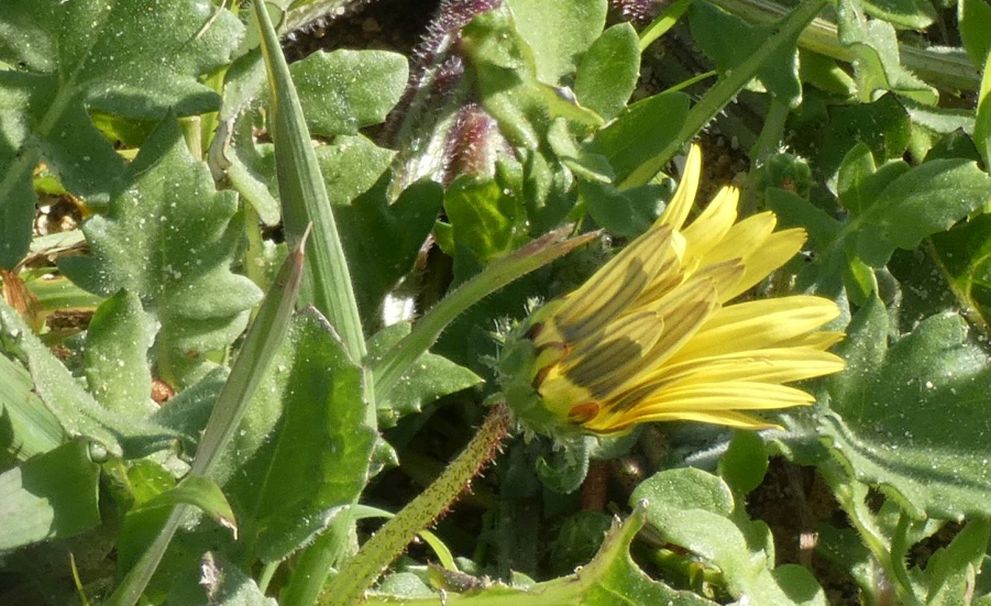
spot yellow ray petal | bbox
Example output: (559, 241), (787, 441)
(587, 408), (778, 433)
(554, 226), (677, 339)
(565, 311), (664, 397)
(680, 185), (739, 261)
(670, 296), (840, 362)
(657, 143), (702, 231)
(653, 348), (846, 387)
(721, 228), (807, 301)
(786, 331), (847, 350)
(630, 381), (814, 412)
(699, 212), (778, 267)
(614, 277), (721, 395)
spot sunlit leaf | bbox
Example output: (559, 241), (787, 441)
(0, 440), (100, 550)
(60, 118), (262, 386)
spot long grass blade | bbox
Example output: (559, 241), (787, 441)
(107, 232), (308, 606)
(254, 0), (367, 363)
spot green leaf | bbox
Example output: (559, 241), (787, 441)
(819, 94), (911, 184)
(821, 297), (991, 519)
(798, 50), (856, 97)
(0, 0), (242, 117)
(368, 322), (482, 428)
(316, 135), (396, 206)
(338, 179), (443, 324)
(0, 352), (64, 462)
(1, 298), (176, 457)
(0, 440), (100, 550)
(461, 6), (603, 153)
(690, 2), (802, 107)
(836, 142), (879, 215)
(578, 180), (657, 237)
(931, 214), (991, 329)
(959, 0), (991, 69)
(859, 0), (935, 29)
(718, 431), (769, 496)
(922, 520), (990, 605)
(60, 117), (262, 385)
(574, 23), (640, 120)
(135, 474), (237, 534)
(0, 0), (243, 267)
(974, 49), (991, 171)
(774, 153), (991, 298)
(634, 467), (734, 515)
(444, 176), (527, 265)
(549, 511), (613, 576)
(503, 0), (607, 86)
(365, 505), (718, 605)
(853, 158), (991, 266)
(633, 468), (827, 605)
(290, 49), (409, 137)
(546, 118), (613, 184)
(126, 459), (175, 507)
(587, 91), (690, 187)
(227, 309), (374, 562)
(902, 99), (976, 137)
(224, 114), (283, 226)
(84, 290), (156, 417)
(166, 554), (277, 606)
(835, 0), (937, 104)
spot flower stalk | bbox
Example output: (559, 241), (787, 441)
(323, 404), (513, 606)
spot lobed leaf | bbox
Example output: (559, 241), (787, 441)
(291, 49), (409, 138)
(0, 298), (176, 457)
(0, 0), (243, 267)
(633, 468), (828, 605)
(60, 117), (263, 385)
(83, 290), (156, 418)
(836, 0), (938, 104)
(821, 298), (991, 520)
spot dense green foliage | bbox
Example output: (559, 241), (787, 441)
(1, 0), (991, 604)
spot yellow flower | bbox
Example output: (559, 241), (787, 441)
(505, 144), (845, 435)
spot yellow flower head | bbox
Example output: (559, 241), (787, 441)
(500, 145), (845, 436)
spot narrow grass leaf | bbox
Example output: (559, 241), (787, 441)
(620, 0), (829, 189)
(374, 228), (598, 402)
(254, 1), (366, 362)
(107, 236), (306, 606)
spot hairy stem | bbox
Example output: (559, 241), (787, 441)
(322, 404), (512, 606)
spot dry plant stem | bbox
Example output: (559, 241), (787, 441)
(323, 404), (513, 606)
